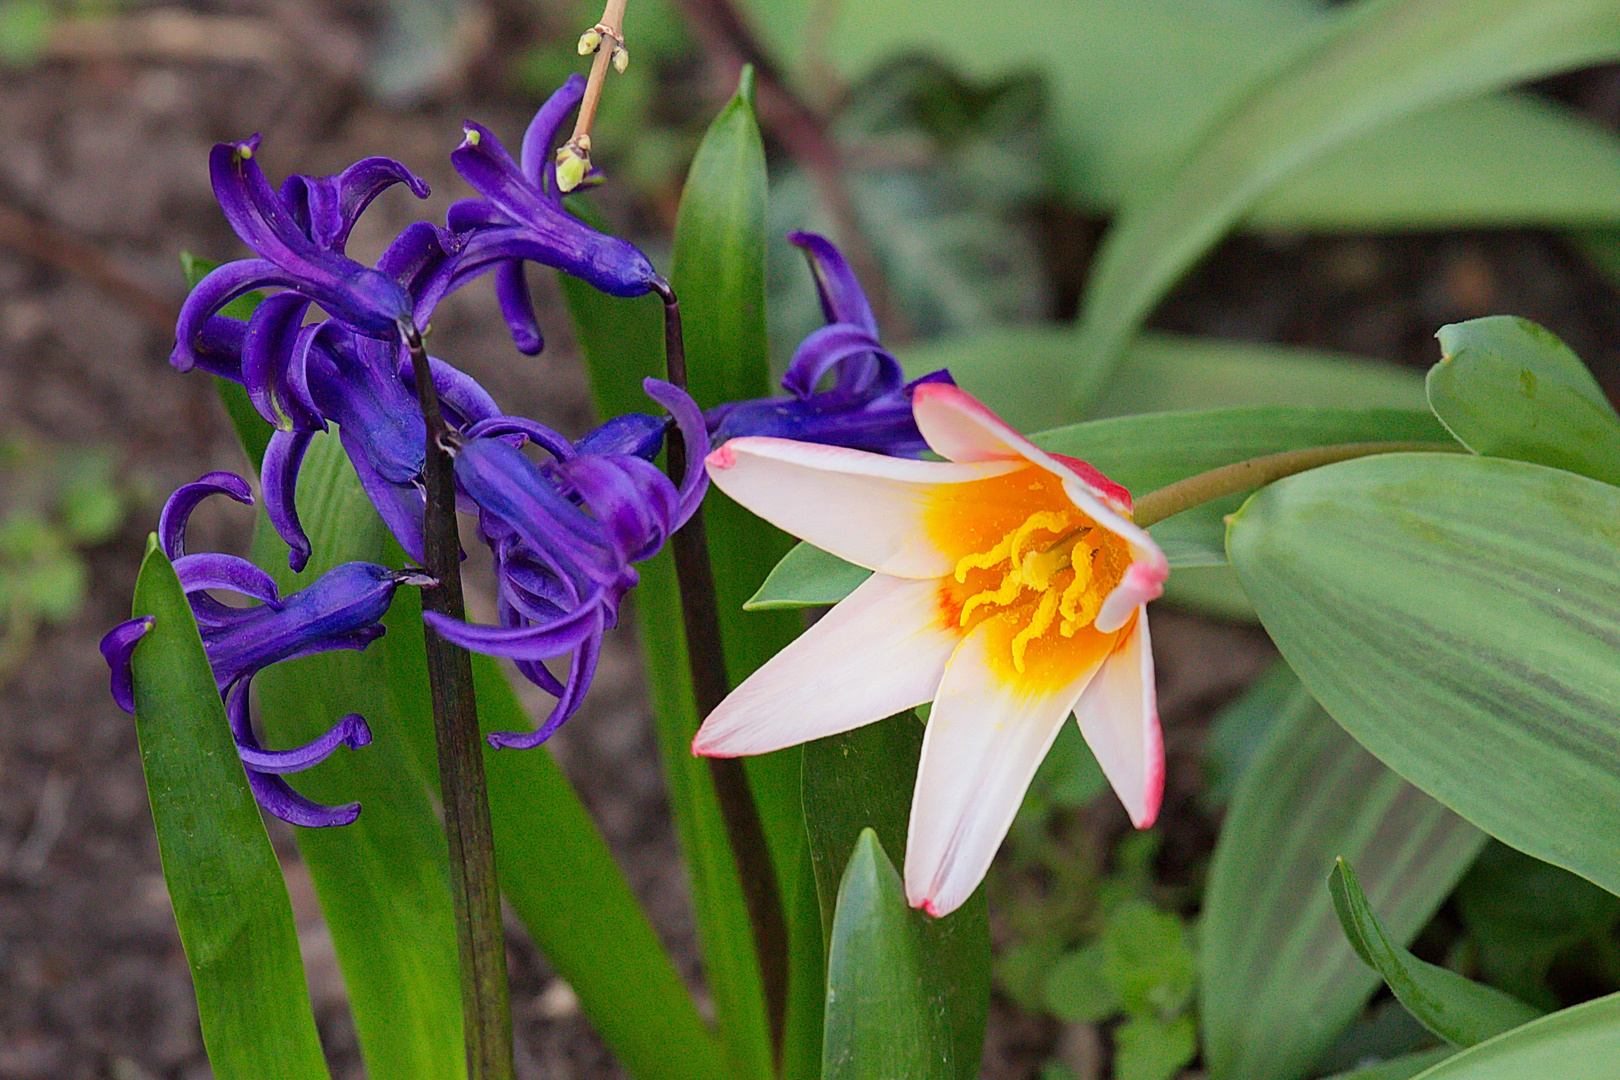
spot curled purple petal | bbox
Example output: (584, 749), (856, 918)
(572, 413), (666, 461)
(236, 712), (373, 774)
(488, 628), (603, 749)
(642, 378), (709, 527)
(100, 616), (155, 714)
(243, 293), (323, 431)
(262, 429), (315, 572)
(173, 553), (283, 608)
(789, 231), (879, 336)
(159, 472), (254, 560)
(280, 156), (431, 252)
(172, 257), (296, 372)
(519, 74), (587, 190)
(462, 415), (575, 460)
(494, 260), (543, 355)
(423, 356), (504, 432)
(422, 592), (605, 661)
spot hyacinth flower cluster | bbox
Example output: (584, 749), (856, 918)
(106, 73), (946, 827)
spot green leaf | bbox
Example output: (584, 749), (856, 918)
(802, 713), (990, 1078)
(1427, 316), (1620, 486)
(1330, 858), (1541, 1047)
(253, 431), (719, 1080)
(898, 328), (1425, 435)
(745, 542), (871, 611)
(1043, 943), (1115, 1023)
(128, 538), (329, 1080)
(1405, 992), (1620, 1080)
(1226, 453), (1620, 901)
(1100, 901), (1196, 1020)
(1200, 660), (1485, 1080)
(751, 0), (1620, 232)
(821, 830), (955, 1080)
(1115, 1014), (1198, 1080)
(669, 64), (821, 1078)
(1324, 1048), (1456, 1080)
(1074, 0), (1620, 400)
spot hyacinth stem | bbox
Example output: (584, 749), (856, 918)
(1131, 440), (1454, 528)
(654, 281), (788, 1059)
(402, 324), (514, 1080)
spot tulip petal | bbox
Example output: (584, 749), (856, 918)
(692, 574), (958, 757)
(903, 621), (1109, 917)
(705, 436), (1019, 578)
(1072, 611), (1162, 829)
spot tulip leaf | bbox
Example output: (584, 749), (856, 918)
(1227, 452), (1620, 901)
(802, 713), (991, 1079)
(745, 541), (871, 611)
(128, 538), (330, 1080)
(1330, 858), (1542, 1047)
(1402, 992), (1620, 1080)
(1426, 316), (1620, 487)
(1073, 0), (1620, 400)
(821, 830), (955, 1080)
(1200, 659), (1485, 1080)
(250, 430), (720, 1080)
(1323, 1048), (1456, 1080)
(899, 328), (1424, 435)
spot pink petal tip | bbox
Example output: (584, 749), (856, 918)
(706, 444), (737, 470)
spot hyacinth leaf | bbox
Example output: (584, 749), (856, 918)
(247, 430), (720, 1080)
(750, 0), (1620, 229)
(182, 252), (272, 471)
(1401, 992), (1620, 1080)
(1072, 0), (1620, 401)
(128, 538), (330, 1080)
(802, 714), (990, 1077)
(1228, 452), (1620, 899)
(745, 405), (1452, 616)
(898, 327), (1424, 434)
(1330, 858), (1542, 1046)
(1200, 660), (1485, 1080)
(1427, 316), (1620, 487)
(1323, 1048), (1456, 1080)
(821, 830), (955, 1080)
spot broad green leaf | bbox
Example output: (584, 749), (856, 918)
(802, 713), (990, 1078)
(746, 541), (870, 611)
(1408, 992), (1620, 1080)
(1115, 1014), (1198, 1080)
(1043, 944), (1115, 1023)
(129, 539), (329, 1080)
(747, 0), (1620, 231)
(898, 328), (1424, 434)
(1325, 1048), (1456, 1080)
(1226, 453), (1620, 900)
(1455, 844), (1620, 1010)
(1201, 660), (1485, 1080)
(670, 65), (819, 1078)
(1074, 0), (1620, 400)
(1427, 316), (1620, 486)
(1201, 661), (1297, 811)
(1330, 858), (1541, 1046)
(821, 830), (954, 1080)
(255, 431), (719, 1080)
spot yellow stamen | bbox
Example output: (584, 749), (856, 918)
(1012, 588), (1061, 672)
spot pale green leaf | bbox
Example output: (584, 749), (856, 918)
(744, 542), (871, 611)
(1427, 316), (1620, 486)
(1227, 453), (1620, 900)
(1201, 660), (1485, 1080)
(1408, 993), (1620, 1080)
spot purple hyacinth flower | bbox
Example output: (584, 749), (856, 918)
(423, 379), (708, 748)
(705, 232), (953, 457)
(100, 472), (424, 827)
(446, 75), (661, 354)
(172, 138), (435, 394)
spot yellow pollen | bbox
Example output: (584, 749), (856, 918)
(1011, 589), (1061, 672)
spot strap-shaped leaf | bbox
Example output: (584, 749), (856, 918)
(1406, 992), (1620, 1080)
(803, 713), (990, 1078)
(1200, 660), (1484, 1080)
(1227, 453), (1620, 901)
(129, 538), (330, 1080)
(1330, 858), (1542, 1046)
(822, 830), (954, 1080)
(745, 541), (871, 612)
(1073, 0), (1620, 401)
(1427, 316), (1620, 486)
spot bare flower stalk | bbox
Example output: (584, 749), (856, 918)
(402, 322), (514, 1080)
(1132, 441), (1456, 529)
(558, 0), (632, 192)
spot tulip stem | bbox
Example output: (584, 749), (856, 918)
(654, 281), (789, 1062)
(1132, 440), (1456, 528)
(403, 324), (514, 1080)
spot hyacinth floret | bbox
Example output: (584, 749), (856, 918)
(100, 472), (426, 826)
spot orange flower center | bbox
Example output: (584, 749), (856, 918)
(928, 466), (1133, 691)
